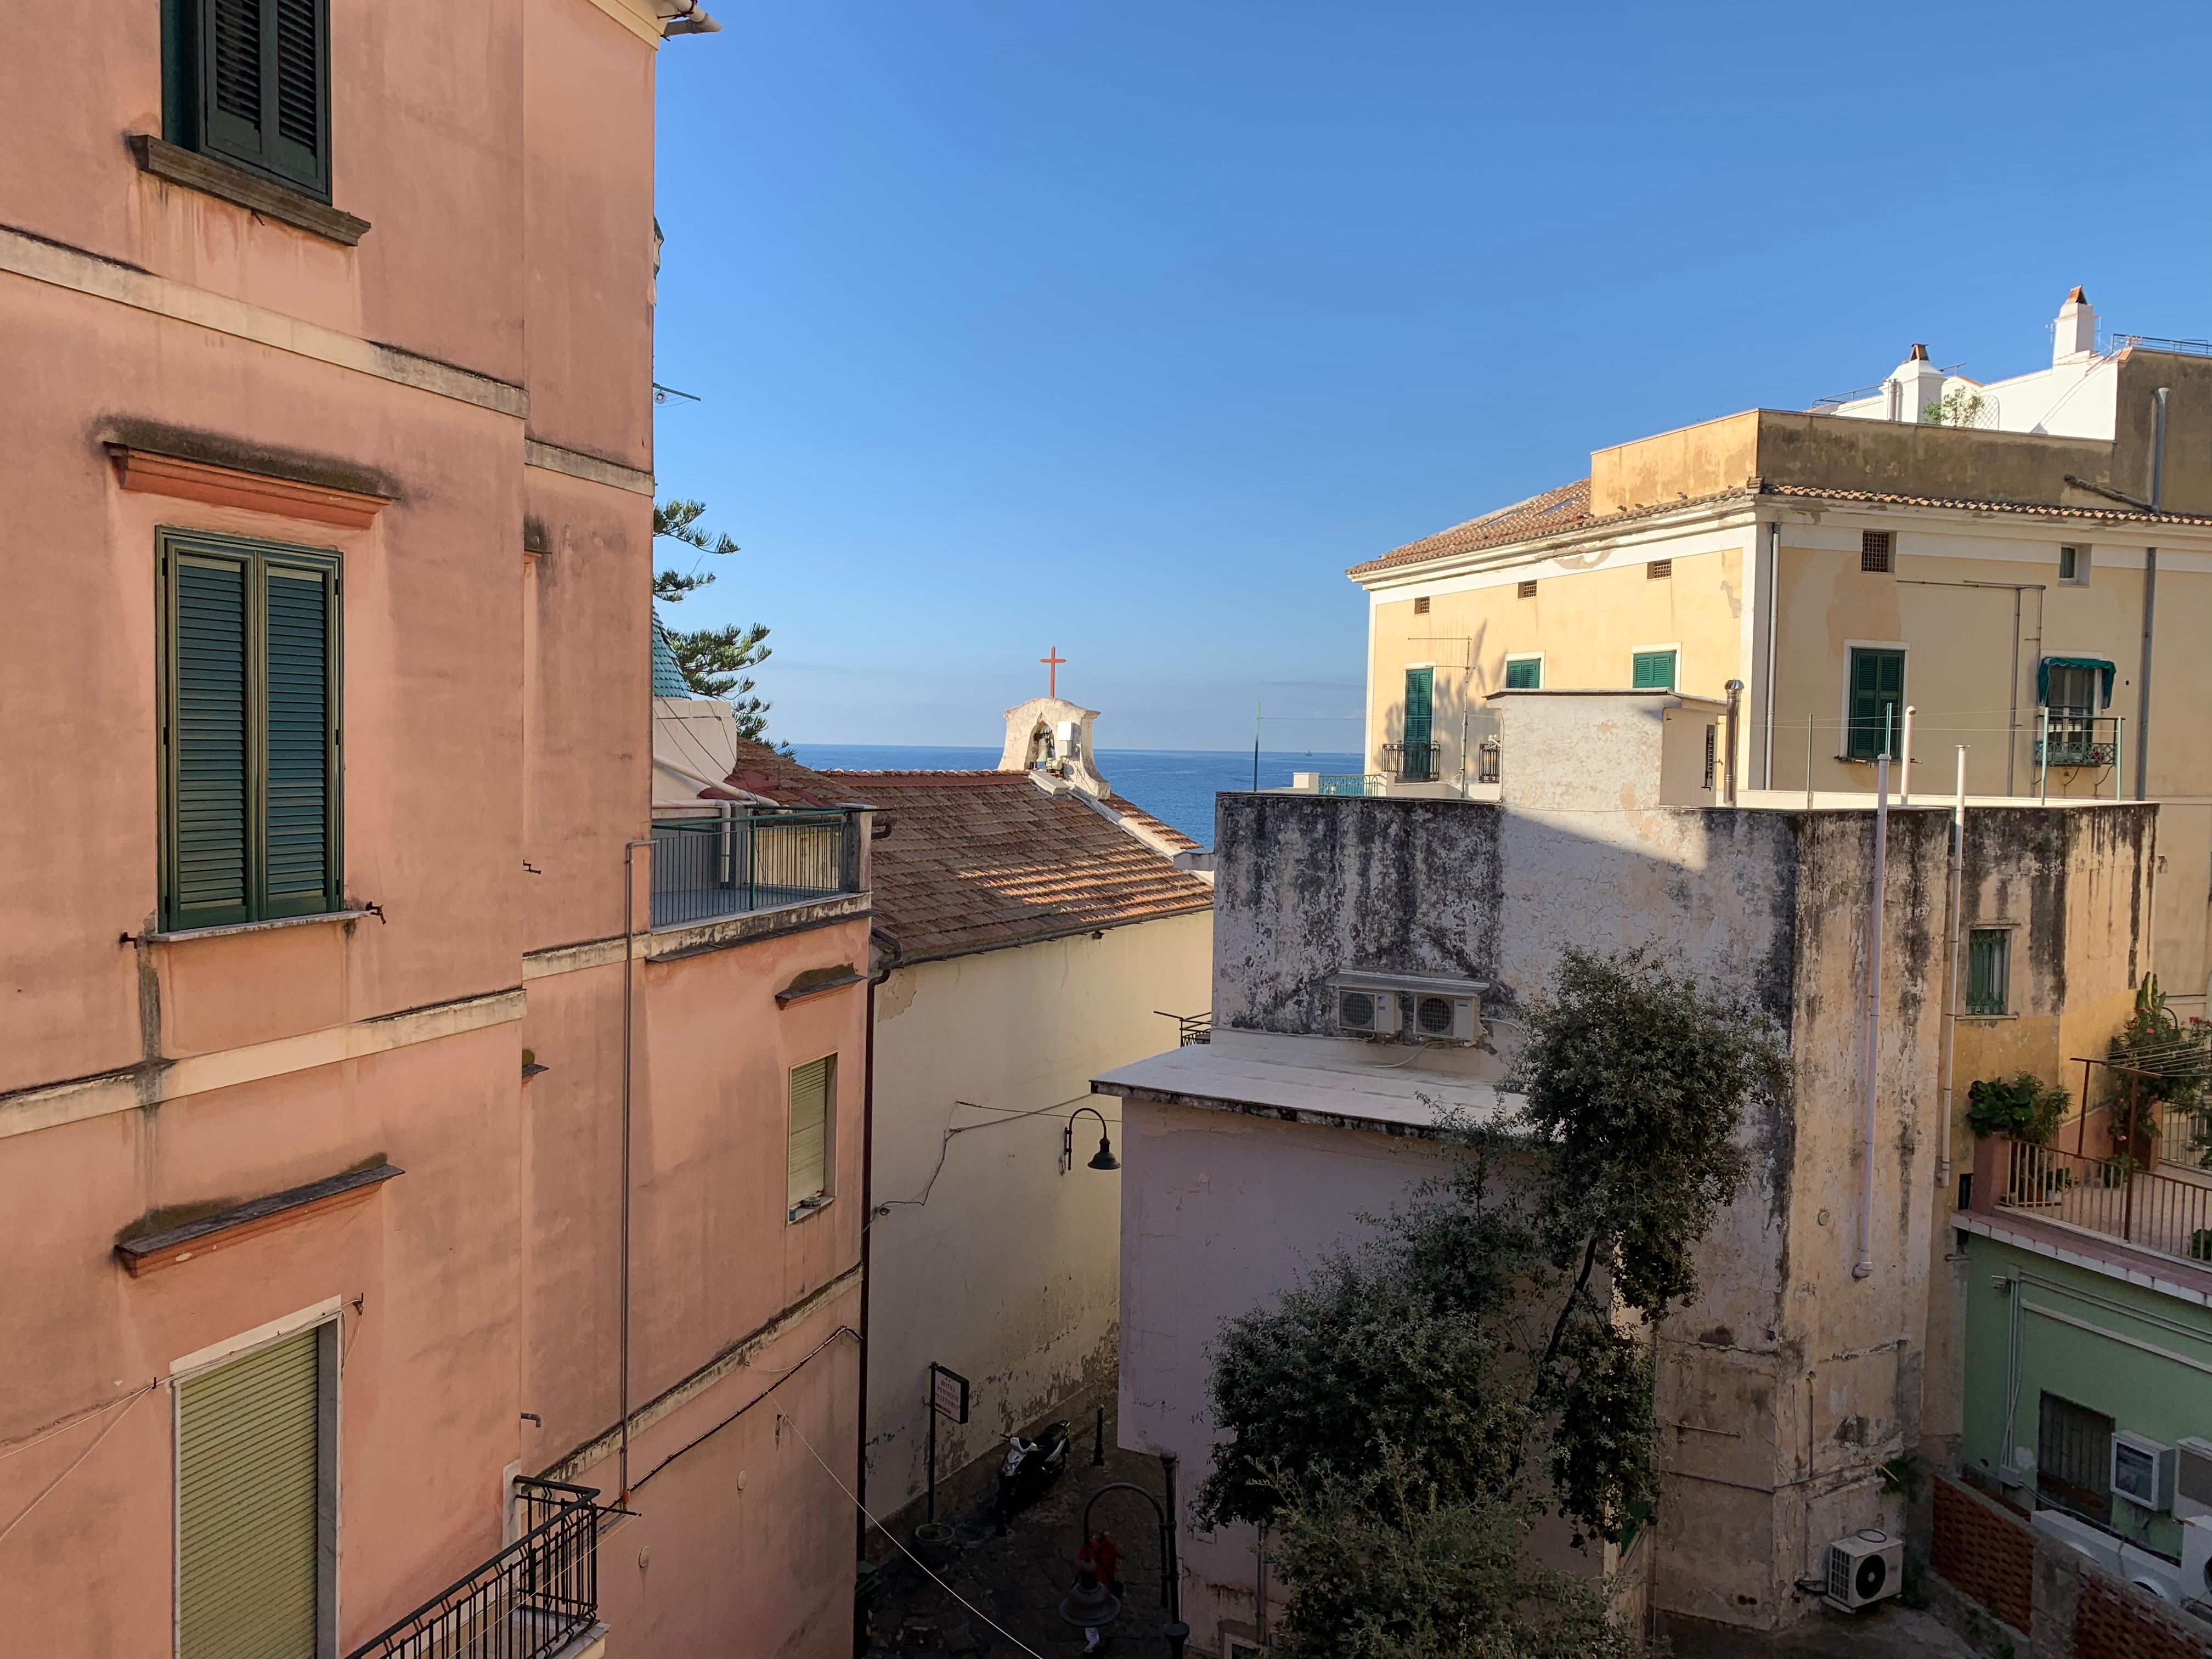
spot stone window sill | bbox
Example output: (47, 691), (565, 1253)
(127, 134), (370, 246)
(116, 1161), (402, 1276)
(788, 1195), (834, 1226)
(138, 909), (373, 945)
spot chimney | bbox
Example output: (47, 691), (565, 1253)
(1887, 343), (1945, 424)
(2054, 285), (2097, 364)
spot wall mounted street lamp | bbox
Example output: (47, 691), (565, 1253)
(1063, 1105), (1119, 1173)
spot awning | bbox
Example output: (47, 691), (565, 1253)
(2038, 655), (2115, 709)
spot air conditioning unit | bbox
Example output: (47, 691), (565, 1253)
(1411, 991), (1481, 1042)
(1335, 986), (1402, 1037)
(2177, 1437), (2212, 1522)
(1823, 1530), (1903, 1612)
(2115, 1432), (2178, 1513)
(2183, 1516), (2212, 1608)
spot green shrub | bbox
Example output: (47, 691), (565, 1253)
(1966, 1073), (2069, 1143)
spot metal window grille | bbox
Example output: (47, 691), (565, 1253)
(1647, 559), (1671, 580)
(1966, 929), (2010, 1016)
(1517, 579), (1537, 599)
(1412, 595), (1430, 614)
(1703, 724), (1717, 790)
(2038, 1393), (2114, 1526)
(1861, 531), (1893, 573)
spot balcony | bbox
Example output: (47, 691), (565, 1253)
(650, 808), (864, 929)
(346, 1477), (606, 1659)
(1976, 1136), (2212, 1268)
(1380, 740), (1438, 783)
(2034, 714), (2120, 772)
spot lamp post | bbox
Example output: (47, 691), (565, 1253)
(1069, 1455), (1186, 1658)
(1063, 1104), (1120, 1173)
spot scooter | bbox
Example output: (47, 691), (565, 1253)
(994, 1420), (1070, 1531)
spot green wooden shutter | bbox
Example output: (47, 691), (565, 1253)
(262, 565), (336, 916)
(170, 555), (253, 929)
(1848, 648), (1906, 760)
(1503, 658), (1541, 690)
(195, 0), (329, 197)
(787, 1057), (833, 1213)
(1631, 650), (1676, 690)
(177, 1325), (325, 1659)
(1402, 667), (1434, 750)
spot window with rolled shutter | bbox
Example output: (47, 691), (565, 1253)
(787, 1056), (836, 1217)
(161, 531), (341, 932)
(176, 0), (331, 198)
(177, 1322), (336, 1659)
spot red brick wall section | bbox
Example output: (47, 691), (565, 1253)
(2075, 1573), (2212, 1659)
(1932, 1476), (2036, 1634)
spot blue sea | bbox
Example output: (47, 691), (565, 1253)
(788, 744), (1362, 848)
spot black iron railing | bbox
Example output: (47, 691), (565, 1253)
(650, 808), (861, 929)
(345, 1477), (603, 1659)
(2035, 713), (2120, 771)
(1381, 741), (1438, 783)
(1156, 1009), (1212, 1046)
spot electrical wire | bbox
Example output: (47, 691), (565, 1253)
(628, 1327), (860, 1494)
(776, 1411), (1049, 1659)
(0, 1380), (158, 1464)
(0, 1383), (155, 1548)
(871, 1093), (1105, 1220)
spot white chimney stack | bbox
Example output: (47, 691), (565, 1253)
(2053, 286), (2096, 364)
(1887, 343), (1945, 423)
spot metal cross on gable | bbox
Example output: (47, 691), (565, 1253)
(1040, 645), (1066, 698)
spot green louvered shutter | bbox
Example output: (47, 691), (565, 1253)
(1503, 657), (1542, 690)
(788, 1057), (834, 1214)
(177, 1325), (327, 1659)
(1631, 650), (1677, 690)
(195, 0), (330, 198)
(170, 555), (253, 929)
(1848, 648), (1906, 760)
(262, 565), (336, 917)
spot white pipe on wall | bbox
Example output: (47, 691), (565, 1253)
(1898, 706), (1915, 805)
(1937, 746), (1967, 1190)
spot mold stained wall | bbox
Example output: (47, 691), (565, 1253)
(1206, 791), (2151, 1631)
(864, 911), (1212, 1519)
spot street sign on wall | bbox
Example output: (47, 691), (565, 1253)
(930, 1363), (970, 1424)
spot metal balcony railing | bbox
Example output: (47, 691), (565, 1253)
(1317, 774), (1383, 797)
(650, 808), (861, 929)
(1984, 1137), (2212, 1266)
(1156, 1009), (1212, 1046)
(1381, 741), (1438, 783)
(2034, 713), (2120, 771)
(346, 1477), (605, 1659)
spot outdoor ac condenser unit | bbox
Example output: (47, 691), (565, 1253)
(2182, 1516), (2212, 1607)
(1335, 987), (1402, 1037)
(1822, 1530), (1903, 1612)
(1411, 991), (1481, 1042)
(2114, 1432), (2178, 1514)
(2176, 1438), (2212, 1522)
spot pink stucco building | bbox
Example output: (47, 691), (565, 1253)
(0, 3), (870, 1655)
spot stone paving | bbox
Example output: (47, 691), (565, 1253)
(864, 1427), (1189, 1659)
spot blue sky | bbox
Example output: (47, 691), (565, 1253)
(650, 1), (2210, 752)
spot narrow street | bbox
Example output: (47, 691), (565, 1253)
(865, 1419), (1191, 1659)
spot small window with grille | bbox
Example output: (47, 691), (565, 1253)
(1517, 579), (1537, 599)
(2038, 1392), (2114, 1525)
(1703, 724), (1717, 790)
(1861, 531), (1894, 573)
(1412, 595), (1430, 614)
(1647, 559), (1671, 580)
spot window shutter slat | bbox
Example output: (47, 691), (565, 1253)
(788, 1057), (833, 1210)
(171, 558), (252, 928)
(266, 0), (328, 193)
(178, 1327), (323, 1659)
(211, 0), (262, 125)
(262, 566), (333, 915)
(1632, 650), (1675, 690)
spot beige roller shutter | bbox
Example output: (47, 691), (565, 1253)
(787, 1056), (834, 1213)
(178, 1324), (324, 1659)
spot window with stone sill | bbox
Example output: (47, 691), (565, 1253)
(165, 0), (331, 200)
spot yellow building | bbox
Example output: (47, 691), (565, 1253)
(1351, 296), (2212, 1009)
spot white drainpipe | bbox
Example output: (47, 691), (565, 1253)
(1937, 747), (1967, 1191)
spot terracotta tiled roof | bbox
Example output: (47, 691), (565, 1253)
(1349, 479), (1593, 575)
(811, 769), (1211, 963)
(716, 740), (861, 809)
(1763, 483), (2212, 527)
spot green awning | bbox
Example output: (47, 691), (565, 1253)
(2038, 655), (2115, 709)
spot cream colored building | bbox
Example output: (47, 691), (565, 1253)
(1351, 292), (2212, 1012)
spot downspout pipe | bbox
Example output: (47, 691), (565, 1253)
(619, 836), (654, 1497)
(1937, 747), (1967, 1191)
(1760, 521), (1780, 789)
(854, 917), (900, 1549)
(1723, 680), (1743, 806)
(2136, 387), (2169, 800)
(1855, 753), (1890, 1280)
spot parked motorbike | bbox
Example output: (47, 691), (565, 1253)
(994, 1421), (1070, 1531)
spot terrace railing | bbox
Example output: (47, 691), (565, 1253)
(1987, 1136), (2212, 1266)
(346, 1477), (604, 1659)
(650, 808), (861, 929)
(1317, 775), (1383, 797)
(1381, 740), (1439, 783)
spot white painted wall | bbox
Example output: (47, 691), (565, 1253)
(864, 910), (1212, 1517)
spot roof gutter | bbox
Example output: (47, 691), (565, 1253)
(660, 0), (720, 35)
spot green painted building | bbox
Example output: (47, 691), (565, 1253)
(1960, 1228), (2212, 1558)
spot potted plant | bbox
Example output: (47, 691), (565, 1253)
(2103, 977), (2208, 1173)
(1968, 1071), (2071, 1209)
